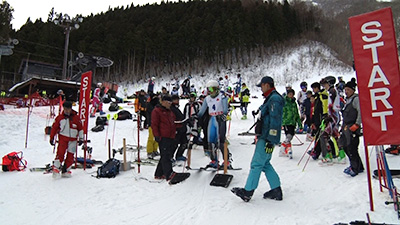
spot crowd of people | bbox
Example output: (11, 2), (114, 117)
(48, 73), (365, 203)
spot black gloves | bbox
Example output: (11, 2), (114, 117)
(49, 139), (55, 146)
(78, 140), (84, 146)
(155, 136), (161, 143)
(265, 141), (274, 154)
(252, 110), (259, 117)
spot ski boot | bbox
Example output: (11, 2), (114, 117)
(52, 159), (61, 179)
(208, 160), (219, 169)
(241, 115), (247, 120)
(231, 187), (254, 202)
(279, 143), (288, 157)
(263, 186), (283, 201)
(61, 164), (72, 178)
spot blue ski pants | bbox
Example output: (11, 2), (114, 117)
(245, 138), (281, 191)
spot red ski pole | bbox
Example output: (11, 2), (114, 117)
(137, 113), (141, 173)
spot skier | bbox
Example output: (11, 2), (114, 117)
(297, 81), (308, 133)
(308, 82), (331, 163)
(134, 89), (148, 129)
(197, 80), (231, 168)
(232, 76), (284, 202)
(152, 95), (178, 180)
(146, 93), (160, 159)
(339, 80), (364, 177)
(181, 76), (191, 97)
(239, 83), (250, 120)
(170, 95), (188, 163)
(90, 83), (105, 117)
(280, 88), (302, 158)
(49, 101), (84, 178)
(234, 74), (242, 97)
(148, 76), (155, 94)
(183, 92), (201, 146)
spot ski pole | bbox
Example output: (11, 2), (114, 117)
(112, 113), (118, 147)
(297, 138), (315, 166)
(105, 114), (111, 146)
(137, 112), (141, 174)
(301, 130), (323, 171)
(294, 134), (304, 146)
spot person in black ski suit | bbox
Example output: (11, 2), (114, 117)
(339, 80), (364, 177)
(170, 95), (188, 162)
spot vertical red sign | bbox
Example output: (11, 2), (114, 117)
(349, 7), (400, 145)
(79, 71), (92, 134)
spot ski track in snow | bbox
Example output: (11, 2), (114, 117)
(1, 74), (400, 225)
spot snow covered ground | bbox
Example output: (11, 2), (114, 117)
(1, 77), (399, 225)
(1, 41), (399, 224)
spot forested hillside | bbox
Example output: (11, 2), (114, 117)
(1, 0), (400, 85)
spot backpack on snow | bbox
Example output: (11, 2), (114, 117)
(91, 124), (105, 132)
(2, 151), (27, 171)
(108, 102), (119, 112)
(116, 110), (132, 120)
(96, 158), (120, 178)
(96, 116), (108, 126)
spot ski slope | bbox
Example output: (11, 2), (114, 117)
(1, 80), (399, 225)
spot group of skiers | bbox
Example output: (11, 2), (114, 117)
(48, 73), (364, 203)
(276, 76), (363, 178)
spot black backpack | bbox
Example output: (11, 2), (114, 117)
(96, 158), (120, 178)
(117, 110), (132, 120)
(109, 102), (119, 112)
(96, 116), (108, 126)
(91, 125), (105, 132)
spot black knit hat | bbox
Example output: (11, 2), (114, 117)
(345, 80), (357, 91)
(311, 82), (320, 89)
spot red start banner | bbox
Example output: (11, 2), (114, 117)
(349, 7), (400, 145)
(78, 71), (92, 135)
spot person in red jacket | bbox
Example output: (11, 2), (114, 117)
(50, 101), (84, 178)
(151, 95), (178, 180)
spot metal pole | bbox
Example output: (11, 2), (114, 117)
(365, 145), (374, 211)
(62, 26), (71, 80)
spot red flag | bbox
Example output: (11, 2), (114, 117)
(349, 7), (400, 145)
(78, 71), (92, 134)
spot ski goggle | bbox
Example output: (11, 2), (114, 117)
(208, 87), (216, 92)
(301, 86), (307, 89)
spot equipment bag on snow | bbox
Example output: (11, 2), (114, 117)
(96, 116), (108, 126)
(96, 158), (120, 178)
(108, 102), (119, 112)
(116, 110), (132, 120)
(2, 151), (27, 171)
(91, 124), (105, 132)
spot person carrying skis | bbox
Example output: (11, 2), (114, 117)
(280, 88), (302, 158)
(239, 83), (250, 120)
(339, 80), (364, 177)
(197, 80), (232, 168)
(49, 101), (84, 178)
(152, 95), (178, 180)
(232, 76), (284, 202)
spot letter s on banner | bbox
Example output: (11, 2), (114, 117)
(349, 7), (400, 145)
(79, 71), (92, 135)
